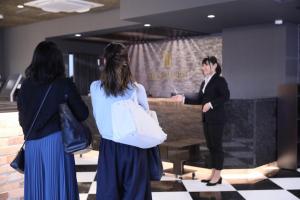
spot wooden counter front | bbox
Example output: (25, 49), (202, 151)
(148, 98), (204, 141)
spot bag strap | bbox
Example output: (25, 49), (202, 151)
(22, 84), (53, 146)
(131, 82), (139, 104)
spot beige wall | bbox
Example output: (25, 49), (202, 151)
(222, 24), (297, 99)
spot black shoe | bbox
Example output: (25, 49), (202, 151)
(206, 177), (222, 186)
(201, 179), (210, 183)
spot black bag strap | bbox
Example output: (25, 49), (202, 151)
(22, 84), (53, 147)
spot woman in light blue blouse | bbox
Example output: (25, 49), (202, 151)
(90, 42), (152, 200)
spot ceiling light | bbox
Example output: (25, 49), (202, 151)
(24, 0), (104, 13)
(274, 19), (283, 25)
(207, 14), (215, 19)
(17, 4), (24, 8)
(0, 14), (3, 19)
(75, 33), (82, 37)
(144, 24), (151, 27)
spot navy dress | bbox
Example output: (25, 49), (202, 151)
(17, 78), (89, 200)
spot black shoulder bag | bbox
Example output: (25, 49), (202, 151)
(10, 84), (53, 174)
(59, 96), (91, 154)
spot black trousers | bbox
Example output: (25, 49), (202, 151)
(203, 122), (224, 170)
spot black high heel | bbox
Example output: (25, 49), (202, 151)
(206, 177), (222, 186)
(201, 179), (210, 183)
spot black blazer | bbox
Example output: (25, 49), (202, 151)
(185, 73), (230, 123)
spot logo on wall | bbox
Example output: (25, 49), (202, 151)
(163, 51), (172, 68)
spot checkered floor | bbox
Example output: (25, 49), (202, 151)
(75, 154), (300, 200)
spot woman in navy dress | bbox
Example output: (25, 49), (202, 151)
(90, 42), (152, 200)
(17, 41), (89, 199)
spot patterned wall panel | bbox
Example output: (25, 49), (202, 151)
(128, 36), (222, 97)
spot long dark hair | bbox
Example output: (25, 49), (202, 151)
(202, 56), (222, 75)
(25, 41), (65, 83)
(100, 42), (134, 96)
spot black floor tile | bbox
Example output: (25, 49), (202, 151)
(288, 190), (300, 199)
(190, 191), (246, 200)
(231, 179), (282, 190)
(265, 169), (300, 178)
(75, 165), (98, 172)
(87, 194), (96, 200)
(78, 182), (92, 193)
(151, 180), (187, 192)
(94, 173), (98, 181)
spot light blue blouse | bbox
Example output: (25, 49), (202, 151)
(90, 80), (149, 140)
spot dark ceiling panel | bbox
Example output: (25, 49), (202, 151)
(64, 26), (204, 44)
(126, 0), (300, 33)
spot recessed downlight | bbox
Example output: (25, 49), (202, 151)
(144, 24), (151, 27)
(17, 4), (24, 8)
(207, 14), (215, 19)
(0, 14), (3, 19)
(75, 33), (82, 37)
(274, 19), (283, 25)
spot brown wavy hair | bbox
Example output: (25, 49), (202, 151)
(100, 42), (134, 96)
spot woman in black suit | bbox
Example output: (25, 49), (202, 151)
(174, 56), (230, 186)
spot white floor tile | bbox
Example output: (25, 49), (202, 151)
(89, 182), (97, 194)
(79, 194), (88, 200)
(270, 178), (300, 190)
(238, 190), (299, 200)
(76, 172), (97, 182)
(152, 192), (193, 200)
(182, 179), (236, 192)
(222, 171), (266, 180)
(160, 176), (180, 181)
(75, 157), (98, 165)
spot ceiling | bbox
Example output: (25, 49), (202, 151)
(1, 0), (300, 38)
(47, 0), (300, 44)
(127, 0), (300, 33)
(0, 0), (120, 27)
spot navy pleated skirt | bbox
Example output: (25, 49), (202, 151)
(24, 131), (79, 200)
(96, 138), (152, 200)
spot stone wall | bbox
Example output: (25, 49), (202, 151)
(223, 98), (277, 168)
(129, 35), (222, 97)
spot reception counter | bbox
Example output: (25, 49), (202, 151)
(0, 97), (277, 178)
(82, 97), (206, 175)
(148, 98), (204, 141)
(82, 97), (205, 150)
(83, 97), (277, 169)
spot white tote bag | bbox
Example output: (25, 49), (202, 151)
(111, 99), (167, 149)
